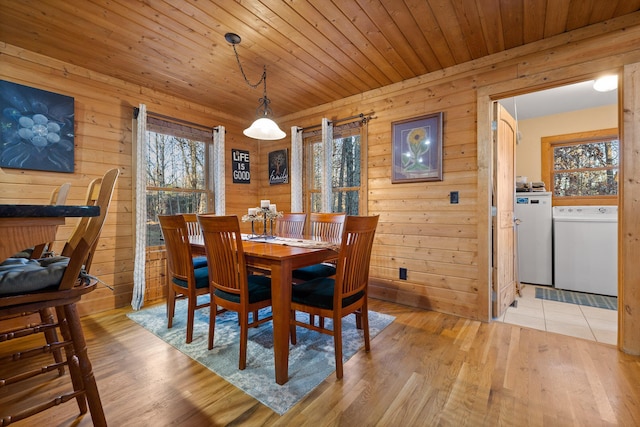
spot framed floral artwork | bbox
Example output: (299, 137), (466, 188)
(0, 80), (75, 173)
(391, 112), (443, 183)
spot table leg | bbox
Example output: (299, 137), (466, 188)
(270, 260), (292, 385)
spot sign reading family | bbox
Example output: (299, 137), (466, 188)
(268, 148), (289, 185)
(232, 149), (251, 184)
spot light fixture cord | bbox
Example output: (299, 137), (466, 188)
(231, 42), (272, 117)
(231, 43), (265, 89)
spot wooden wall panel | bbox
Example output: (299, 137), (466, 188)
(270, 17), (640, 322)
(0, 42), (257, 314)
(2, 15), (640, 333)
(620, 62), (640, 354)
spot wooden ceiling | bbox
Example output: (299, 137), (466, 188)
(1, 0), (639, 123)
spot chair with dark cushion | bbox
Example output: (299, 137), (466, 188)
(159, 214), (212, 344)
(291, 212), (345, 282)
(181, 213), (207, 268)
(197, 214), (273, 370)
(0, 168), (118, 427)
(289, 215), (379, 379)
(275, 212), (306, 238)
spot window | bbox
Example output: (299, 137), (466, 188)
(146, 117), (213, 246)
(303, 119), (366, 215)
(542, 128), (619, 205)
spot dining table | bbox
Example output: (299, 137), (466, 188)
(0, 204), (100, 261)
(191, 234), (339, 385)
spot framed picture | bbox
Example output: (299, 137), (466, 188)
(268, 148), (288, 185)
(231, 148), (251, 184)
(0, 80), (75, 173)
(391, 112), (443, 183)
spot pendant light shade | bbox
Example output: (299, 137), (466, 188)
(244, 117), (286, 140)
(225, 32), (286, 140)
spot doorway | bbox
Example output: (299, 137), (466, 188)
(491, 79), (619, 344)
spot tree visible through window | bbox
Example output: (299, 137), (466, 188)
(542, 128), (618, 205)
(145, 117), (213, 246)
(303, 119), (365, 215)
(332, 134), (361, 214)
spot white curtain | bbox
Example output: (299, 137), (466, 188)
(213, 125), (225, 215)
(321, 118), (333, 212)
(131, 104), (147, 310)
(291, 126), (303, 212)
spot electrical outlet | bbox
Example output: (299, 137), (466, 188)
(399, 267), (407, 280)
(450, 191), (459, 204)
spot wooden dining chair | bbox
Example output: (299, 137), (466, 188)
(275, 212), (306, 237)
(292, 212), (345, 282)
(197, 214), (273, 370)
(182, 213), (202, 239)
(0, 168), (118, 427)
(289, 215), (379, 379)
(181, 213), (207, 269)
(159, 214), (212, 344)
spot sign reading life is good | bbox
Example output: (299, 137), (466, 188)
(232, 149), (251, 184)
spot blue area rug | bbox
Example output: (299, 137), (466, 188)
(126, 296), (394, 415)
(535, 287), (617, 310)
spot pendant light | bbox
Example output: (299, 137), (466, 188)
(225, 32), (286, 140)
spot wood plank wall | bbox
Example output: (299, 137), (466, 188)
(0, 42), (260, 315)
(1, 13), (640, 352)
(273, 13), (640, 324)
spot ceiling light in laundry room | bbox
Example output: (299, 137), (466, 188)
(593, 75), (618, 92)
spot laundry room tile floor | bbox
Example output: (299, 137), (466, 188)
(495, 284), (617, 345)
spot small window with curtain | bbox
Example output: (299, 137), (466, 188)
(303, 118), (367, 215)
(541, 128), (619, 205)
(146, 116), (214, 246)
(332, 121), (362, 215)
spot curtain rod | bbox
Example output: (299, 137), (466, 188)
(298, 112), (375, 132)
(133, 107), (216, 131)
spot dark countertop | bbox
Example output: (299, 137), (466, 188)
(0, 204), (100, 218)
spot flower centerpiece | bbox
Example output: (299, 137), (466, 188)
(241, 200), (283, 239)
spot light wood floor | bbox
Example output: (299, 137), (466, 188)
(2, 298), (640, 426)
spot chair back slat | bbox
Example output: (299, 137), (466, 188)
(334, 215), (379, 299)
(198, 215), (247, 296)
(309, 212), (346, 241)
(276, 213), (306, 237)
(59, 169), (119, 290)
(159, 215), (195, 283)
(181, 213), (203, 239)
(52, 182), (72, 205)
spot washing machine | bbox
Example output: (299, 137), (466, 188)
(553, 206), (618, 296)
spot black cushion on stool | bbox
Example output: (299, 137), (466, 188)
(0, 256), (70, 296)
